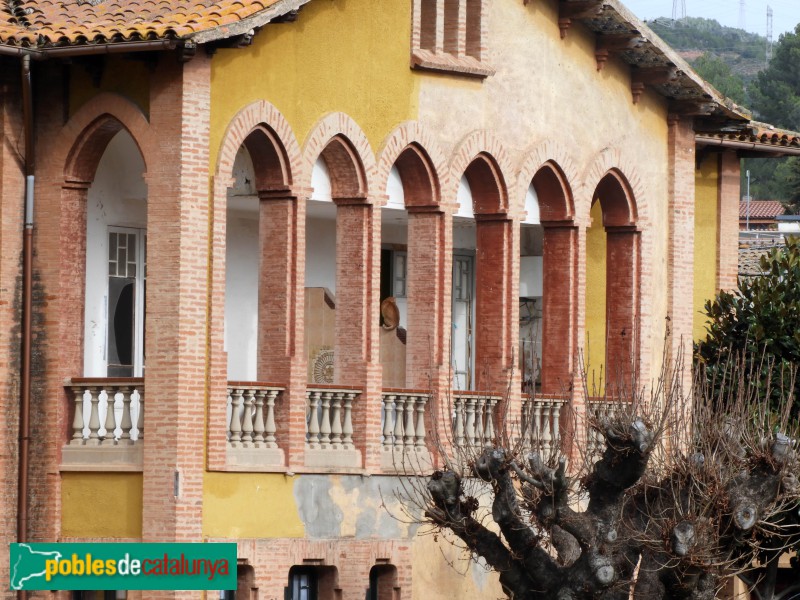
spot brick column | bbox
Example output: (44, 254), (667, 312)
(406, 207), (450, 391)
(718, 150), (740, 292)
(0, 68), (25, 594)
(474, 215), (519, 398)
(141, 54), (211, 553)
(258, 190), (307, 469)
(540, 224), (578, 394)
(333, 198), (382, 470)
(667, 115), (696, 390)
(605, 228), (640, 395)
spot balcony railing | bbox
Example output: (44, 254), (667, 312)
(586, 398), (620, 456)
(62, 378), (144, 468)
(305, 386), (361, 468)
(521, 395), (567, 456)
(452, 391), (500, 448)
(380, 390), (430, 470)
(226, 384), (285, 468)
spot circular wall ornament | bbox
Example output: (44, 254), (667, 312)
(312, 348), (335, 384)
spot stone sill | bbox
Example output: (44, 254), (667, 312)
(380, 448), (432, 474)
(411, 49), (495, 78)
(61, 443), (143, 472)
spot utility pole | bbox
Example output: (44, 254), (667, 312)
(739, 0), (746, 31)
(766, 6), (774, 65)
(746, 170), (752, 231)
(672, 0), (686, 21)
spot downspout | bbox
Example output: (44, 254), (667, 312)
(17, 53), (34, 600)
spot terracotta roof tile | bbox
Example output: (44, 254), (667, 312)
(739, 200), (786, 220)
(739, 238), (785, 278)
(0, 0), (293, 47)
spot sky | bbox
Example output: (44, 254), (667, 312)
(621, 0), (800, 38)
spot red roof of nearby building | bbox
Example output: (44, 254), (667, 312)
(739, 200), (785, 220)
(0, 0), (303, 47)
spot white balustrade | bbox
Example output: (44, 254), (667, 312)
(381, 392), (429, 452)
(521, 396), (566, 455)
(452, 393), (499, 448)
(305, 388), (358, 451)
(67, 379), (144, 446)
(226, 385), (282, 450)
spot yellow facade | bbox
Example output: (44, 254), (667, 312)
(694, 154), (720, 340)
(586, 200), (607, 386)
(61, 473), (143, 538)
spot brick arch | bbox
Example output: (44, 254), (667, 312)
(593, 168), (638, 228)
(515, 140), (579, 222)
(449, 130), (513, 214)
(59, 92), (152, 184)
(376, 122), (449, 208)
(579, 147), (648, 227)
(214, 99), (302, 191)
(301, 112), (377, 200)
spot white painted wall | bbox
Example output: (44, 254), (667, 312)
(455, 175), (474, 219)
(225, 202), (259, 381)
(386, 165), (405, 209)
(523, 183), (540, 224)
(305, 212), (337, 294)
(83, 130), (147, 377)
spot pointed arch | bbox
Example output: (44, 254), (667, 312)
(449, 130), (513, 215)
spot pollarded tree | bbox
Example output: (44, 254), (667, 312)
(396, 360), (800, 600)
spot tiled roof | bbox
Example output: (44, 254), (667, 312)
(739, 238), (785, 278)
(739, 200), (785, 220)
(0, 0), (304, 47)
(696, 122), (800, 156)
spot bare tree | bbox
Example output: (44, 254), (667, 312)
(394, 354), (800, 600)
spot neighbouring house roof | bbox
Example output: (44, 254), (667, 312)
(739, 237), (785, 278)
(0, 0), (307, 49)
(739, 200), (786, 220)
(697, 122), (800, 157)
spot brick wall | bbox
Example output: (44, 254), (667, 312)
(718, 150), (740, 291)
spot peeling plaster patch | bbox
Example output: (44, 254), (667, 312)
(294, 476), (344, 538)
(471, 556), (490, 590)
(327, 476), (362, 537)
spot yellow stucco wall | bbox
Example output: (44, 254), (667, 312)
(61, 473), (142, 538)
(68, 56), (151, 118)
(203, 472), (304, 538)
(585, 200), (607, 386)
(209, 0), (420, 169)
(694, 154), (720, 340)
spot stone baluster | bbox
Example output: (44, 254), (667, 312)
(382, 394), (395, 450)
(241, 389), (256, 447)
(393, 395), (405, 451)
(542, 400), (553, 454)
(100, 389), (115, 444)
(225, 391), (232, 442)
(70, 387), (86, 445)
(484, 397), (496, 444)
(264, 390), (278, 449)
(415, 395), (427, 450)
(252, 389), (266, 446)
(119, 386), (133, 445)
(532, 399), (543, 449)
(453, 396), (465, 447)
(476, 396), (487, 446)
(86, 386), (102, 446)
(403, 395), (416, 449)
(552, 401), (562, 451)
(136, 388), (144, 441)
(319, 392), (332, 449)
(306, 390), (321, 448)
(342, 392), (354, 450)
(465, 396), (476, 446)
(330, 392), (344, 450)
(229, 388), (244, 447)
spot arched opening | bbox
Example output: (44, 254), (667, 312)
(381, 143), (440, 389)
(287, 565), (339, 600)
(586, 170), (639, 395)
(84, 128), (147, 378)
(453, 154), (509, 392)
(368, 564), (398, 600)
(522, 162), (576, 395)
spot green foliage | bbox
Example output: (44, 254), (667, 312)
(696, 238), (800, 415)
(750, 25), (800, 130)
(691, 53), (747, 105)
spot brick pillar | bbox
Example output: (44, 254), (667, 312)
(718, 150), (740, 291)
(0, 68), (25, 598)
(406, 207), (450, 391)
(540, 224), (578, 394)
(474, 215), (521, 419)
(605, 228), (640, 395)
(667, 115), (696, 391)
(141, 54), (211, 555)
(258, 190), (307, 469)
(333, 198), (382, 470)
